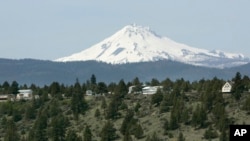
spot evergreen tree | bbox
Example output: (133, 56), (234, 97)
(219, 128), (228, 141)
(151, 89), (163, 106)
(232, 72), (244, 101)
(169, 111), (179, 130)
(50, 114), (69, 141)
(100, 121), (117, 141)
(120, 110), (135, 135)
(106, 98), (120, 119)
(49, 82), (61, 99)
(123, 132), (132, 141)
(25, 104), (36, 120)
(71, 80), (88, 120)
(134, 102), (141, 113)
(114, 79), (128, 98)
(101, 97), (107, 109)
(178, 132), (185, 141)
(146, 132), (161, 141)
(10, 81), (19, 95)
(242, 95), (250, 113)
(4, 119), (20, 141)
(94, 108), (101, 118)
(192, 104), (207, 128)
(29, 109), (48, 141)
(163, 119), (169, 134)
(134, 124), (144, 139)
(97, 82), (108, 94)
(203, 125), (218, 140)
(65, 130), (81, 141)
(131, 77), (142, 93)
(90, 74), (97, 85)
(150, 78), (160, 86)
(83, 126), (92, 141)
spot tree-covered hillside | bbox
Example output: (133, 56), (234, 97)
(0, 73), (250, 141)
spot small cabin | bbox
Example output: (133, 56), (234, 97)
(222, 82), (233, 93)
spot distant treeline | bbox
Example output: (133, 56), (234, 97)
(0, 72), (250, 141)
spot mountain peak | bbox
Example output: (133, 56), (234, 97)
(55, 24), (249, 68)
(122, 24), (161, 38)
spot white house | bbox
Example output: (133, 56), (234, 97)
(222, 82), (233, 93)
(86, 90), (93, 96)
(16, 89), (33, 100)
(142, 86), (163, 95)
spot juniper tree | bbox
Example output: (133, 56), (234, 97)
(100, 121), (117, 141)
(71, 80), (88, 120)
(83, 126), (92, 141)
(65, 130), (81, 141)
(4, 119), (20, 141)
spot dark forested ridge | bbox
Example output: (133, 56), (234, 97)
(0, 58), (250, 85)
(0, 73), (250, 141)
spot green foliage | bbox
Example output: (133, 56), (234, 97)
(146, 132), (161, 141)
(4, 119), (20, 141)
(106, 80), (128, 120)
(97, 82), (108, 94)
(134, 124), (144, 139)
(232, 72), (244, 101)
(242, 95), (250, 113)
(178, 132), (185, 141)
(123, 132), (132, 141)
(151, 89), (163, 106)
(120, 110), (135, 135)
(101, 121), (117, 141)
(134, 102), (141, 113)
(71, 80), (88, 120)
(50, 114), (69, 141)
(94, 108), (101, 118)
(192, 104), (207, 128)
(83, 126), (92, 141)
(10, 81), (19, 95)
(65, 130), (81, 141)
(203, 126), (218, 140)
(101, 97), (107, 109)
(219, 128), (229, 141)
(28, 108), (48, 141)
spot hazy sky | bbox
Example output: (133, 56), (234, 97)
(1, 0), (250, 60)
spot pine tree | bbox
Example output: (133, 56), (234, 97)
(151, 88), (163, 106)
(123, 132), (132, 141)
(101, 121), (117, 141)
(83, 126), (92, 141)
(192, 104), (207, 128)
(232, 72), (244, 101)
(66, 130), (81, 141)
(134, 124), (144, 139)
(178, 132), (185, 141)
(94, 108), (101, 118)
(71, 80), (88, 120)
(204, 125), (218, 140)
(10, 81), (19, 95)
(4, 119), (20, 141)
(120, 110), (134, 135)
(50, 114), (69, 141)
(101, 97), (107, 109)
(29, 109), (48, 141)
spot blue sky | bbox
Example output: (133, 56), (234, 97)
(0, 0), (250, 60)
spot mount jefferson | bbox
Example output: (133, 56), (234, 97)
(56, 24), (249, 68)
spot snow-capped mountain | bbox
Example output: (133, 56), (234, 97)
(56, 24), (249, 68)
